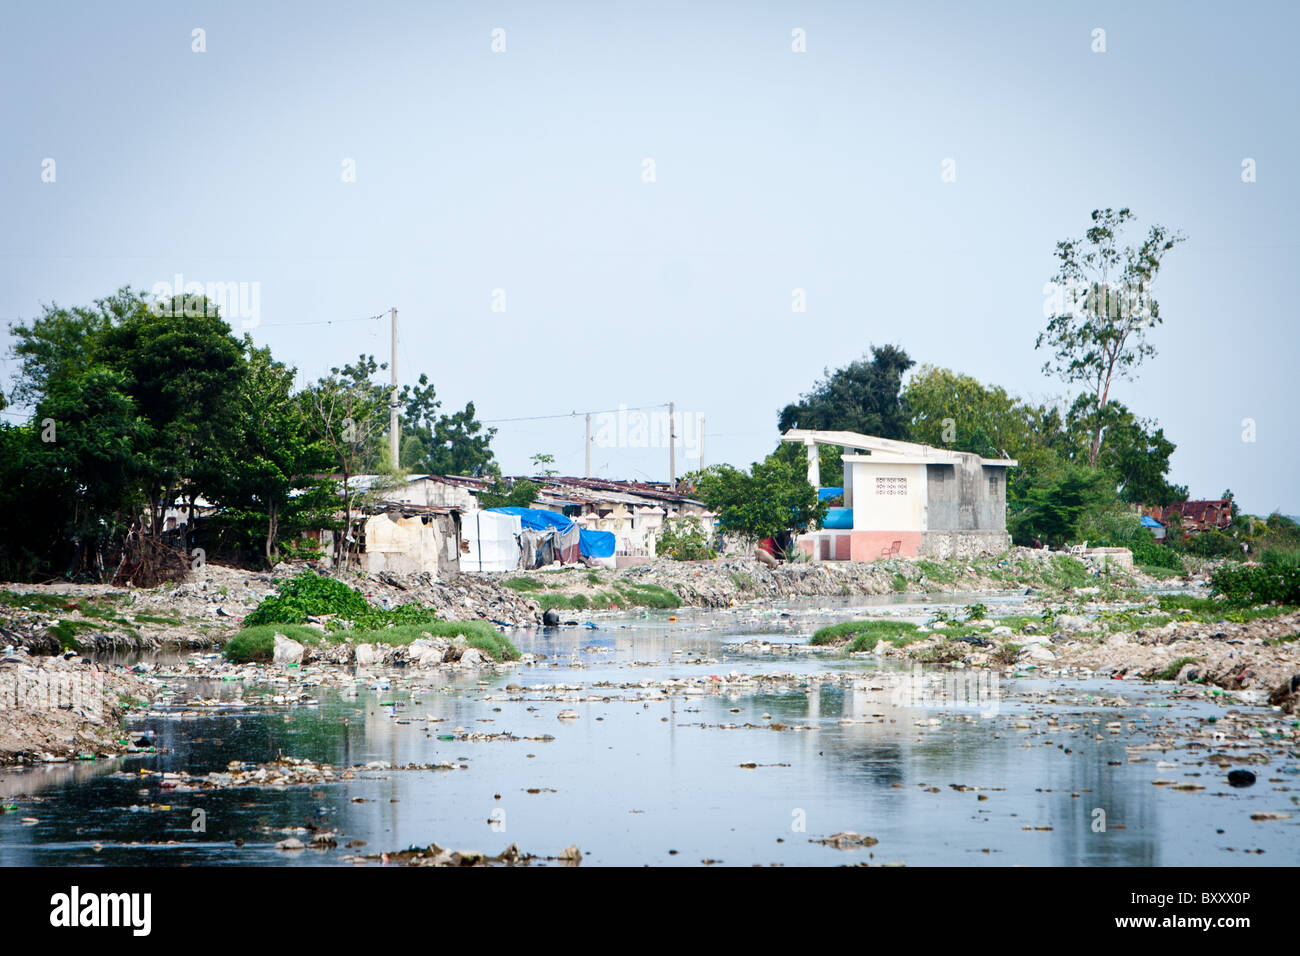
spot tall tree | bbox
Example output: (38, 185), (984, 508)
(778, 344), (914, 439)
(1036, 208), (1185, 465)
(300, 356), (393, 568)
(207, 342), (336, 564)
(398, 373), (499, 477)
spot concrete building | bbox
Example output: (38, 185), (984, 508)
(782, 429), (1016, 562)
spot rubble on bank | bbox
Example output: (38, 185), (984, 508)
(352, 841), (582, 867)
(0, 546), (1175, 660)
(1053, 610), (1300, 713)
(0, 648), (158, 765)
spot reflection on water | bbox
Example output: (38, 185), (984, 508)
(2, 605), (1295, 867)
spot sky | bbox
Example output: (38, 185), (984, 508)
(2, 1), (1297, 514)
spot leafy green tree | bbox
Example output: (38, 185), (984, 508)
(477, 478), (540, 509)
(1037, 208), (1185, 465)
(398, 373), (499, 477)
(1007, 464), (1114, 548)
(529, 452), (558, 477)
(778, 344), (914, 439)
(5, 287), (245, 581)
(691, 455), (826, 558)
(300, 359), (390, 568)
(97, 293), (246, 536)
(903, 365), (1046, 461)
(206, 342), (337, 565)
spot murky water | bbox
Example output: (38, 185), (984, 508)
(2, 599), (1297, 866)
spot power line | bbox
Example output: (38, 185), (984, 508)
(482, 403), (669, 425)
(257, 311), (387, 329)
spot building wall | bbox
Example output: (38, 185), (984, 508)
(919, 529), (1011, 560)
(358, 512), (461, 578)
(924, 456), (1008, 532)
(382, 478), (478, 512)
(849, 461), (927, 533)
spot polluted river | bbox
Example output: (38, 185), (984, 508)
(2, 594), (1297, 867)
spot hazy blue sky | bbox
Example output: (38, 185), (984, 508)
(2, 1), (1296, 513)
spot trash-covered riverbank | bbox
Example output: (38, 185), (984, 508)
(2, 606), (1295, 867)
(0, 648), (157, 765)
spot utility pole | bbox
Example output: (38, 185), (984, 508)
(699, 416), (706, 470)
(389, 307), (399, 471)
(585, 413), (591, 478)
(668, 401), (676, 488)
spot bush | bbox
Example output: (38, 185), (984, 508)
(1078, 509), (1184, 572)
(243, 570), (440, 631)
(657, 518), (716, 561)
(1261, 546), (1300, 570)
(1210, 564), (1300, 605)
(244, 571), (370, 626)
(1186, 529), (1241, 559)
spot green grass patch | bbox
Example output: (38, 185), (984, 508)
(1043, 555), (1092, 590)
(811, 619), (920, 651)
(502, 577), (545, 592)
(131, 614), (183, 626)
(224, 620), (518, 663)
(328, 621), (518, 660)
(916, 561), (955, 585)
(891, 573), (908, 592)
(537, 593), (589, 612)
(1, 589), (75, 612)
(1138, 564), (1184, 580)
(223, 624), (323, 662)
(993, 614), (1044, 633)
(612, 581), (682, 609)
(1152, 656), (1202, 681)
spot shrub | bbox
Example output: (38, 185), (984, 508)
(1079, 510), (1184, 572)
(244, 571), (370, 626)
(657, 518), (716, 561)
(243, 570), (440, 631)
(1186, 529), (1241, 559)
(1210, 564), (1300, 605)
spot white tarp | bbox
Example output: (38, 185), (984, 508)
(463, 509), (522, 573)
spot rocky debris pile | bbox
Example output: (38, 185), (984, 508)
(609, 547), (1150, 609)
(264, 632), (510, 669)
(118, 756), (463, 792)
(1053, 610), (1300, 711)
(815, 831), (880, 849)
(354, 841), (581, 867)
(0, 648), (156, 764)
(357, 570), (540, 627)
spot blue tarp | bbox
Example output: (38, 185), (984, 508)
(579, 528), (616, 558)
(823, 506), (854, 529)
(1140, 515), (1164, 528)
(486, 507), (615, 558)
(818, 487), (844, 501)
(488, 507), (574, 532)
